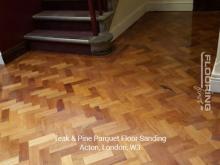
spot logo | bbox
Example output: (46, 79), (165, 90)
(194, 52), (212, 111)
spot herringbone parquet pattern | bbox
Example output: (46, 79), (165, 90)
(1, 12), (220, 165)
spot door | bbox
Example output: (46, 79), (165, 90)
(194, 0), (220, 11)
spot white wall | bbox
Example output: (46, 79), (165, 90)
(110, 0), (148, 39)
(110, 0), (193, 39)
(0, 51), (5, 65)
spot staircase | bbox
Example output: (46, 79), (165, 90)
(24, 0), (114, 55)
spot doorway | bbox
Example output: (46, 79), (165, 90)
(194, 0), (220, 11)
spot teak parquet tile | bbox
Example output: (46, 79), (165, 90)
(1, 12), (220, 165)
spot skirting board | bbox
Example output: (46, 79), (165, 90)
(211, 31), (220, 93)
(0, 51), (5, 65)
(2, 42), (27, 64)
(148, 1), (193, 11)
(111, 1), (193, 39)
(211, 78), (220, 93)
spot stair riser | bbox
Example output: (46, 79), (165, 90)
(28, 41), (92, 54)
(34, 21), (95, 32)
(42, 1), (104, 10)
(43, 1), (87, 10)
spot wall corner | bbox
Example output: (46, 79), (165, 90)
(0, 51), (5, 65)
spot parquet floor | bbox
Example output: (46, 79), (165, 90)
(1, 12), (220, 165)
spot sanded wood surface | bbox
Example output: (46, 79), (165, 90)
(1, 12), (220, 165)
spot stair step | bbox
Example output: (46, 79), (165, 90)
(33, 10), (113, 21)
(24, 30), (93, 44)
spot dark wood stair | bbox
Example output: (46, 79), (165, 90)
(33, 10), (113, 21)
(33, 10), (113, 31)
(24, 30), (92, 44)
(24, 0), (114, 55)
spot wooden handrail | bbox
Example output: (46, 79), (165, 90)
(88, 0), (108, 36)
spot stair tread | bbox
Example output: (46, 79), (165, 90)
(24, 30), (93, 44)
(33, 10), (113, 21)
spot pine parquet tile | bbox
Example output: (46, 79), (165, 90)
(1, 12), (220, 165)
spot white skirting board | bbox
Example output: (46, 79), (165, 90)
(211, 78), (220, 93)
(211, 32), (220, 93)
(0, 51), (5, 65)
(147, 0), (193, 11)
(111, 0), (193, 39)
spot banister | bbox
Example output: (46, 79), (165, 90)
(88, 0), (108, 36)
